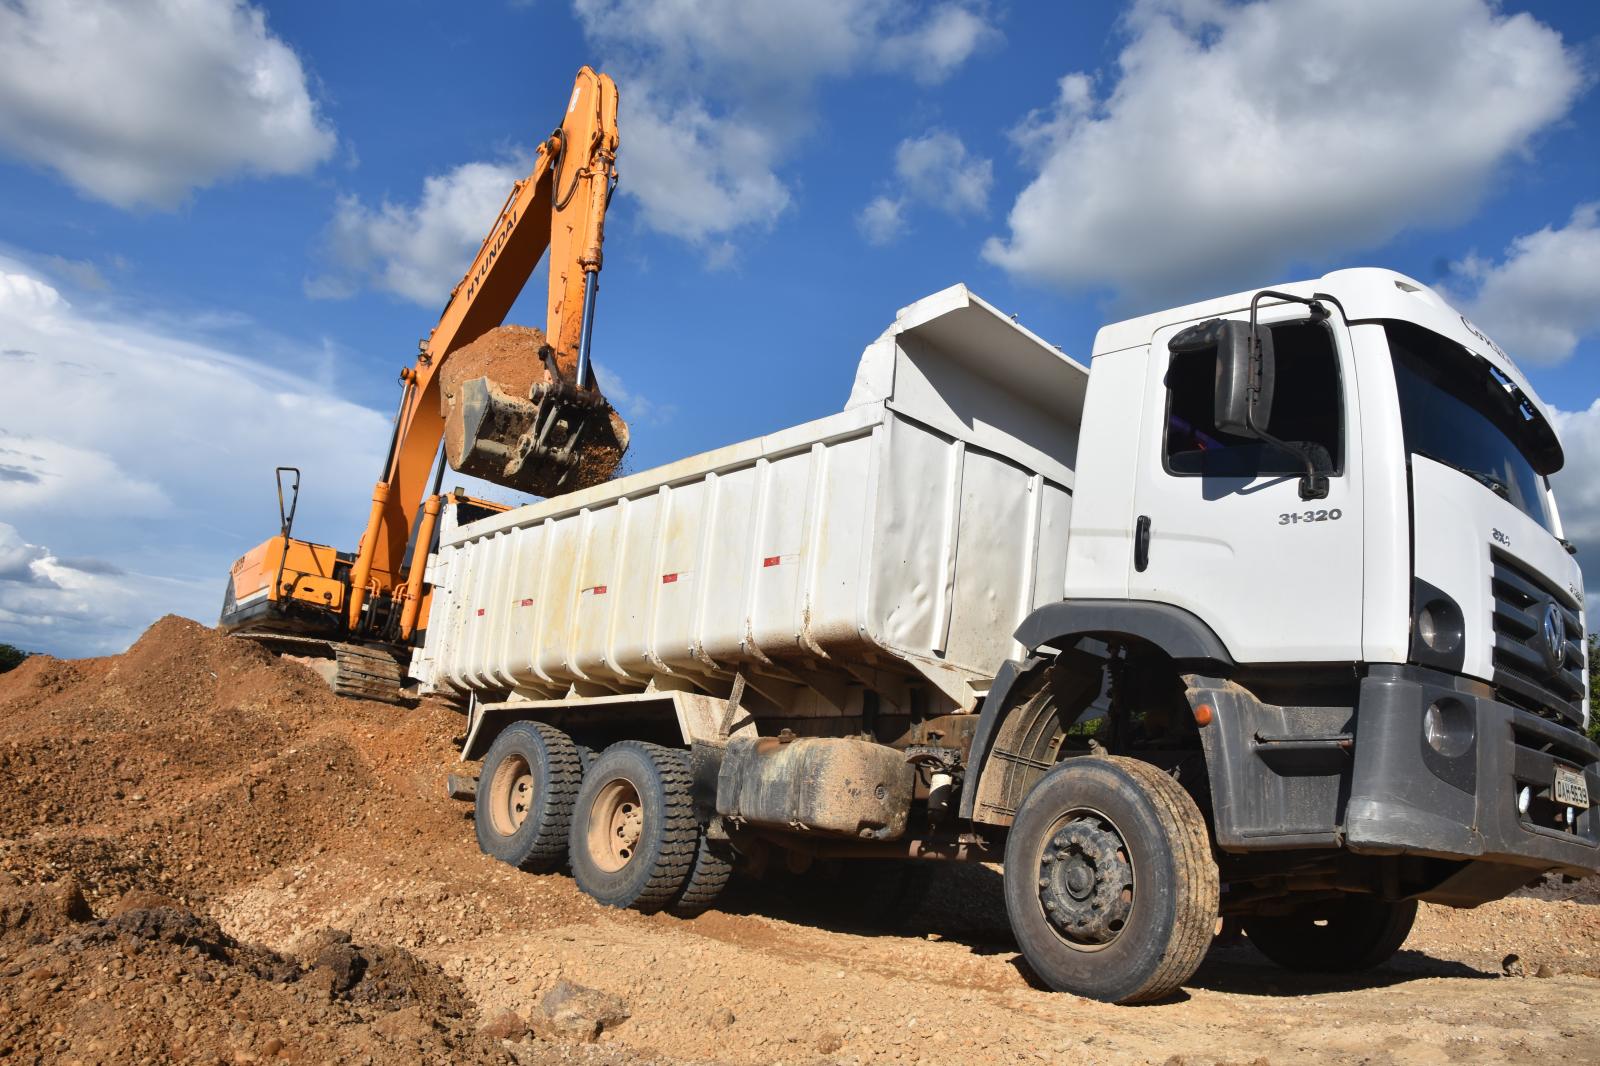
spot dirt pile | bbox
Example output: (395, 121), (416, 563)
(0, 616), (388, 906)
(3, 615), (1600, 1065)
(0, 877), (510, 1063)
(0, 617), (588, 1064)
(439, 324), (628, 497)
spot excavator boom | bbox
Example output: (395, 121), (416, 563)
(221, 67), (626, 684)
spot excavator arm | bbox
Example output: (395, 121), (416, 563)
(346, 65), (621, 638)
(222, 66), (624, 657)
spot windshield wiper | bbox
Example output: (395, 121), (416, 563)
(1415, 450), (1510, 500)
(1459, 468), (1511, 500)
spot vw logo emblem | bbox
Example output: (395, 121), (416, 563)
(1540, 602), (1564, 668)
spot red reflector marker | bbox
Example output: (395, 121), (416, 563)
(763, 555), (781, 568)
(475, 608), (485, 617)
(662, 573), (678, 584)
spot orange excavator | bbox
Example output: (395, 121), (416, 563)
(219, 67), (627, 700)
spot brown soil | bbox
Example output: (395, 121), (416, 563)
(4, 616), (1600, 1065)
(439, 324), (628, 497)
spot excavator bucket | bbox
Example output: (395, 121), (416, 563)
(440, 325), (629, 497)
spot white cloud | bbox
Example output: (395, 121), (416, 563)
(615, 85), (792, 246)
(857, 129), (992, 246)
(0, 262), (388, 656)
(41, 256), (109, 292)
(311, 159), (525, 306)
(1551, 401), (1600, 620)
(0, 524), (49, 584)
(0, 0), (335, 209)
(882, 2), (1001, 85)
(1450, 203), (1600, 367)
(594, 364), (676, 426)
(573, 0), (998, 248)
(896, 129), (992, 214)
(983, 0), (1583, 305)
(858, 196), (907, 246)
(0, 522), (159, 656)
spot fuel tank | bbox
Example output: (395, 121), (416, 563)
(715, 735), (916, 840)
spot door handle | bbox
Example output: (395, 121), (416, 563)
(1134, 514), (1151, 572)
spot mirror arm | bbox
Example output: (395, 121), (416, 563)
(1244, 291), (1330, 501)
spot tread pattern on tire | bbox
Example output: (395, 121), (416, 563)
(1099, 756), (1219, 1004)
(670, 833), (735, 918)
(478, 721), (583, 873)
(574, 741), (699, 913)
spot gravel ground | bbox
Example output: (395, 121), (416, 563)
(3, 616), (1597, 1065)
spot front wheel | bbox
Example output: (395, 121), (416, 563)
(1243, 897), (1417, 972)
(1002, 756), (1218, 1004)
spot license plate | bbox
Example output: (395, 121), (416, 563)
(1554, 765), (1590, 808)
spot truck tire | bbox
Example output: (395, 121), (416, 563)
(569, 742), (698, 913)
(1002, 756), (1218, 1004)
(475, 721), (583, 873)
(669, 834), (735, 918)
(1243, 897), (1417, 972)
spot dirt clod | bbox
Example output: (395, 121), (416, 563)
(536, 979), (631, 1043)
(481, 1008), (530, 1041)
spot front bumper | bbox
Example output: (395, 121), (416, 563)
(1345, 664), (1599, 878)
(1192, 663), (1599, 898)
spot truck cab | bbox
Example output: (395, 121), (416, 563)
(975, 266), (1592, 922)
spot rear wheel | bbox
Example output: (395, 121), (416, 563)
(669, 834), (735, 918)
(475, 721), (583, 872)
(570, 742), (699, 913)
(1243, 897), (1417, 972)
(1003, 756), (1218, 1004)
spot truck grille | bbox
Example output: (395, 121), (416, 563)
(1489, 548), (1584, 727)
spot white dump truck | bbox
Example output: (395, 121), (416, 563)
(414, 274), (1595, 1003)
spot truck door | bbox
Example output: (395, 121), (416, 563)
(1128, 304), (1364, 663)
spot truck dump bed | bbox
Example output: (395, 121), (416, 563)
(414, 285), (1088, 727)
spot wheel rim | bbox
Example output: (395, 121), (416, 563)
(587, 778), (644, 873)
(488, 754), (536, 837)
(1035, 807), (1135, 951)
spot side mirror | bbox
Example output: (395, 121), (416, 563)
(1169, 308), (1328, 500)
(1169, 318), (1275, 438)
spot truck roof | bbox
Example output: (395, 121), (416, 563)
(1091, 267), (1556, 426)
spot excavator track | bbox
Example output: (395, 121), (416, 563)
(332, 644), (409, 703)
(230, 632), (410, 705)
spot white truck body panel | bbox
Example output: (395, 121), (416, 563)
(1128, 302), (1366, 663)
(414, 285), (1088, 715)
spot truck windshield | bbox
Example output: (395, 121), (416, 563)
(1385, 321), (1558, 534)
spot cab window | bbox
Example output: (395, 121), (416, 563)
(1164, 320), (1343, 478)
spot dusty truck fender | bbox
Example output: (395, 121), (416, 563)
(960, 601), (1236, 824)
(1012, 600), (1235, 669)
(958, 655), (1047, 822)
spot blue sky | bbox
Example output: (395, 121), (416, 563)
(1, 0), (1597, 655)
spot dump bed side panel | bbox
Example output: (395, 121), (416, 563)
(415, 285), (1089, 707)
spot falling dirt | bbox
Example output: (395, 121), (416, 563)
(439, 324), (628, 498)
(3, 615), (1600, 1065)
